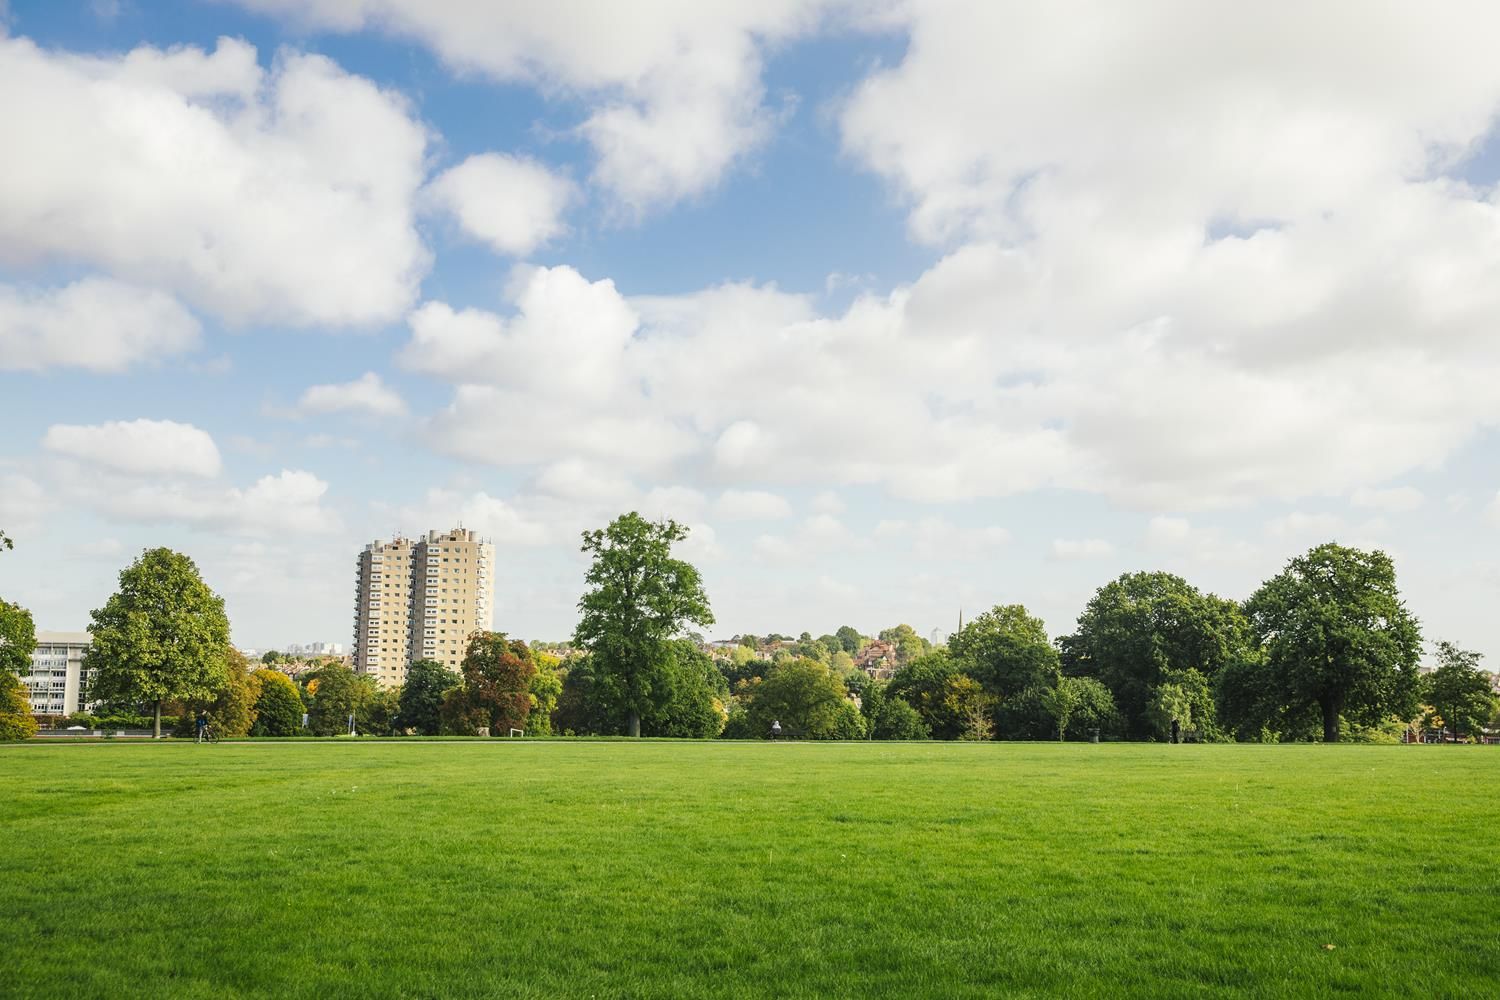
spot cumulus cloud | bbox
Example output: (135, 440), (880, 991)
(47, 463), (339, 537)
(0, 35), (429, 327)
(297, 372), (408, 418)
(0, 278), (199, 372)
(43, 419), (223, 478)
(426, 153), (575, 256)
(228, 0), (867, 213)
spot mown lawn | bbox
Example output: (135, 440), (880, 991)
(1, 741), (1495, 999)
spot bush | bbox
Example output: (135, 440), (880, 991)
(870, 697), (930, 740)
(1, 672), (40, 740)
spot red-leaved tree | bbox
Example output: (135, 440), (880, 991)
(442, 632), (537, 735)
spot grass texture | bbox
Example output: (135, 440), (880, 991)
(2, 741), (1496, 998)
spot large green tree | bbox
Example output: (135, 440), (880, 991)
(0, 598), (37, 677)
(398, 659), (460, 736)
(85, 548), (231, 738)
(249, 669), (305, 736)
(947, 604), (1058, 702)
(743, 657), (860, 739)
(303, 663), (378, 736)
(573, 512), (714, 737)
(174, 648), (258, 738)
(442, 632), (537, 736)
(1244, 543), (1421, 743)
(1060, 571), (1250, 738)
(1423, 642), (1496, 743)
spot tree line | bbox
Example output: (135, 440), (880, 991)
(2, 516), (1497, 743)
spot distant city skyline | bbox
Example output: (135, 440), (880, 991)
(2, 2), (1498, 667)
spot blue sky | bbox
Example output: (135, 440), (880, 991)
(2, 1), (1499, 666)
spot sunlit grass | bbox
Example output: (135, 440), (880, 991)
(2, 742), (1495, 998)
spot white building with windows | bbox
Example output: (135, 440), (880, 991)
(24, 631), (94, 717)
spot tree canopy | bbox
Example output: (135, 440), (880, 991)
(442, 633), (537, 736)
(250, 669), (305, 736)
(0, 598), (37, 677)
(573, 512), (714, 737)
(1244, 543), (1421, 743)
(743, 657), (861, 739)
(1423, 641), (1495, 742)
(399, 659), (460, 736)
(1061, 571), (1250, 738)
(85, 548), (231, 738)
(947, 604), (1058, 701)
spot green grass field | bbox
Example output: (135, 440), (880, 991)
(2, 742), (1496, 999)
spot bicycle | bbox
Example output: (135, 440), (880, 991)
(197, 726), (219, 745)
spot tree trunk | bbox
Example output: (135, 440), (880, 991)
(628, 711), (640, 738)
(1321, 698), (1340, 743)
(153, 700), (162, 740)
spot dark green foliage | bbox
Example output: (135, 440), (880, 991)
(1245, 544), (1421, 742)
(249, 669), (305, 736)
(0, 598), (36, 677)
(1423, 642), (1496, 741)
(303, 663), (378, 736)
(1060, 571), (1250, 738)
(556, 641), (725, 737)
(1144, 668), (1217, 741)
(442, 633), (537, 736)
(399, 659), (460, 736)
(947, 604), (1058, 701)
(864, 688), (930, 740)
(743, 657), (855, 739)
(573, 513), (714, 737)
(886, 651), (971, 739)
(1213, 654), (1321, 742)
(834, 625), (862, 654)
(85, 548), (232, 738)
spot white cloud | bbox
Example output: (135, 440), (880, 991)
(390, 488), (552, 547)
(1051, 538), (1114, 560)
(1265, 511), (1344, 540)
(228, 0), (864, 213)
(47, 464), (339, 537)
(426, 153), (575, 256)
(43, 419), (223, 478)
(0, 35), (429, 327)
(875, 517), (1010, 560)
(297, 372), (408, 418)
(1351, 486), (1425, 513)
(0, 472), (46, 535)
(715, 489), (793, 521)
(810, 490), (846, 515)
(0, 278), (199, 372)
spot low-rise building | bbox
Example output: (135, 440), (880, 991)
(24, 631), (94, 717)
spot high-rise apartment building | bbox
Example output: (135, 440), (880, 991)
(353, 528), (494, 686)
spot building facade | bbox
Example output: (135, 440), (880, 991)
(353, 528), (494, 687)
(24, 631), (94, 717)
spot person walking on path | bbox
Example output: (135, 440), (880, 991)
(1170, 717), (1181, 745)
(195, 712), (209, 744)
(771, 720), (781, 741)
